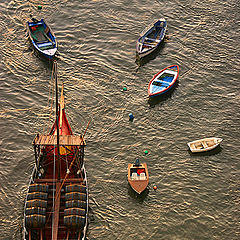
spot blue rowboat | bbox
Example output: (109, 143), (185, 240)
(136, 18), (167, 58)
(148, 65), (179, 97)
(26, 18), (58, 59)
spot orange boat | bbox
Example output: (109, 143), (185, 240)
(128, 159), (149, 194)
(23, 62), (88, 240)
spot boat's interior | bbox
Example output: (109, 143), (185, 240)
(130, 168), (146, 180)
(30, 23), (55, 50)
(192, 142), (206, 149)
(192, 140), (218, 149)
(151, 72), (175, 91)
(157, 72), (175, 82)
(205, 140), (216, 147)
(152, 80), (169, 88)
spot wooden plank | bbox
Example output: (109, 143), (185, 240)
(33, 135), (86, 146)
(35, 178), (84, 184)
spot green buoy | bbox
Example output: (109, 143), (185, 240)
(123, 87), (127, 91)
(38, 5), (42, 10)
(144, 150), (148, 154)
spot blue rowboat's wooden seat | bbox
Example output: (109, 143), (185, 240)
(143, 43), (155, 47)
(145, 37), (160, 43)
(153, 80), (170, 87)
(38, 42), (54, 50)
(38, 42), (53, 47)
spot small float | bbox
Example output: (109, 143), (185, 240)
(148, 65), (179, 98)
(128, 159), (149, 194)
(136, 18), (167, 58)
(26, 17), (58, 59)
(187, 137), (223, 153)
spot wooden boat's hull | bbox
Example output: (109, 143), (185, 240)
(188, 137), (223, 153)
(148, 65), (179, 98)
(23, 84), (88, 239)
(128, 163), (149, 194)
(26, 19), (58, 59)
(136, 19), (167, 58)
(23, 164), (88, 240)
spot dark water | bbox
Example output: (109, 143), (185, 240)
(0, 0), (239, 239)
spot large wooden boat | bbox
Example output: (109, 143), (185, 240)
(188, 137), (223, 153)
(23, 62), (88, 239)
(128, 159), (149, 194)
(26, 18), (58, 59)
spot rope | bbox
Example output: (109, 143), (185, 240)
(65, 154), (69, 174)
(42, 61), (56, 134)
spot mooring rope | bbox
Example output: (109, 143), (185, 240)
(42, 61), (57, 135)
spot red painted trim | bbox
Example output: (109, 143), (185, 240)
(49, 107), (73, 136)
(148, 65), (179, 97)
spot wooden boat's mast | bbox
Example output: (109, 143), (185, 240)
(54, 61), (61, 180)
(52, 61), (61, 240)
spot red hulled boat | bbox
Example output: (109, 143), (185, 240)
(23, 62), (88, 240)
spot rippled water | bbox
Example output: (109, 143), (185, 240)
(0, 0), (239, 239)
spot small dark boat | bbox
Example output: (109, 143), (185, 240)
(23, 62), (88, 239)
(26, 18), (58, 59)
(128, 159), (149, 194)
(148, 65), (179, 97)
(136, 18), (167, 58)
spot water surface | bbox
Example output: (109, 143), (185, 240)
(0, 0), (239, 239)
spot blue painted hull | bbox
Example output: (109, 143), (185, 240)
(148, 65), (179, 98)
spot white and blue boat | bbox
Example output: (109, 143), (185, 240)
(26, 18), (58, 59)
(136, 18), (167, 58)
(148, 65), (179, 97)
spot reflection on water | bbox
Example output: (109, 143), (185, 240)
(127, 185), (149, 203)
(135, 41), (167, 68)
(187, 145), (223, 157)
(0, 0), (239, 239)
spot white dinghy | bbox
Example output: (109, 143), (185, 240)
(187, 137), (223, 153)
